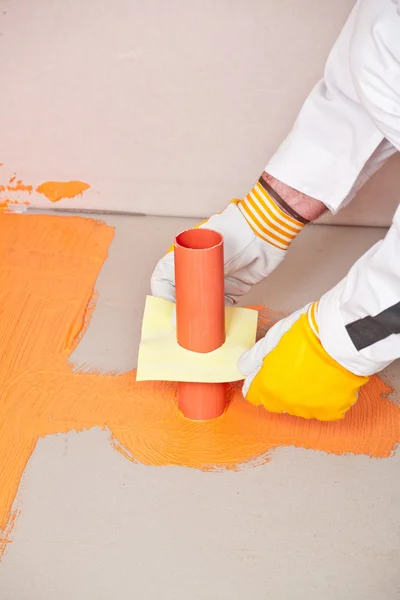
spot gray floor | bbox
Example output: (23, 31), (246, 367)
(0, 214), (399, 599)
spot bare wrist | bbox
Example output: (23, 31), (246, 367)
(261, 172), (327, 221)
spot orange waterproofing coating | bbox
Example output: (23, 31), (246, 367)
(174, 229), (227, 419)
(1, 213), (400, 559)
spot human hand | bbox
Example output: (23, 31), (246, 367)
(151, 199), (288, 306)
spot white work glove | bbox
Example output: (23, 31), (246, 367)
(151, 202), (286, 306)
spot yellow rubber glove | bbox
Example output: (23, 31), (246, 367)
(239, 304), (369, 421)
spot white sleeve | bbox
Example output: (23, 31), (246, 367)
(319, 204), (400, 376)
(265, 0), (399, 213)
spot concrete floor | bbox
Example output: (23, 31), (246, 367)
(0, 213), (400, 599)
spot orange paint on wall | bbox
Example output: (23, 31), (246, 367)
(0, 172), (32, 210)
(0, 213), (399, 559)
(36, 180), (90, 202)
(0, 199), (31, 214)
(0, 199), (17, 213)
(7, 184), (33, 193)
(0, 162), (90, 207)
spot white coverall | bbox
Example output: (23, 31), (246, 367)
(152, 0), (400, 396)
(262, 0), (400, 378)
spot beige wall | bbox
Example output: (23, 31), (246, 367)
(0, 0), (398, 224)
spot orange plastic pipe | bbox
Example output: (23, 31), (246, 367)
(174, 228), (227, 420)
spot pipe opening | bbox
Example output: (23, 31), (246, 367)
(175, 228), (222, 251)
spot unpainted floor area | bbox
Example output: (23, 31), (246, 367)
(0, 213), (399, 600)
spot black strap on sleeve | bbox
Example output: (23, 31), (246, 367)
(346, 301), (400, 351)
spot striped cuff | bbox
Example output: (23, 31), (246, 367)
(236, 181), (306, 250)
(307, 301), (320, 338)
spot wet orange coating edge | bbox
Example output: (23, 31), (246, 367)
(174, 228), (227, 419)
(0, 213), (400, 560)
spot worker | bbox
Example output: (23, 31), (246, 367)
(151, 0), (400, 421)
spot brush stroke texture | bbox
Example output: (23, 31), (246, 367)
(0, 213), (399, 559)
